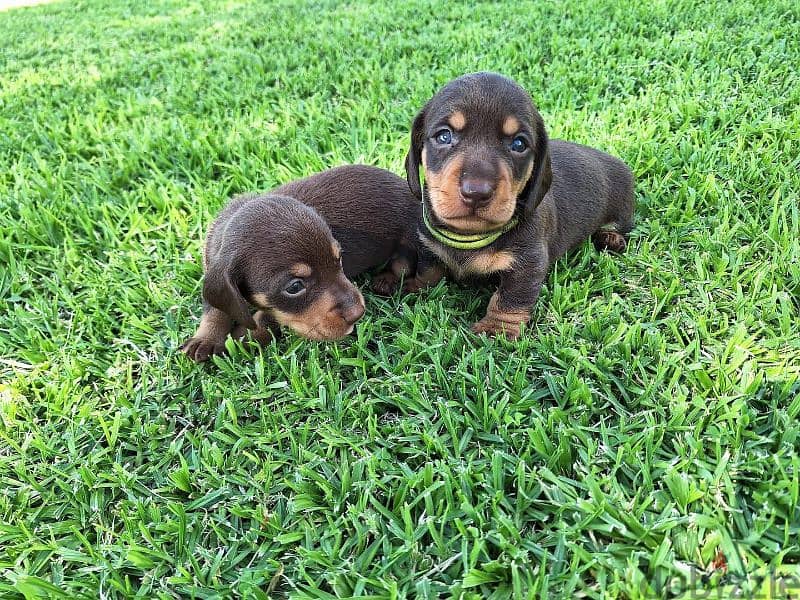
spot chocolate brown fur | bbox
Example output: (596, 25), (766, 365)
(274, 165), (419, 282)
(392, 72), (635, 338)
(182, 195), (365, 362)
(183, 165), (417, 361)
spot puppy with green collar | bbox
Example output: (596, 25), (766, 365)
(374, 72), (635, 339)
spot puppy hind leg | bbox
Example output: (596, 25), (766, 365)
(593, 201), (634, 254)
(594, 167), (635, 254)
(592, 228), (628, 253)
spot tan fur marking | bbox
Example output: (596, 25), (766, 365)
(272, 289), (358, 341)
(291, 263), (313, 278)
(425, 154), (465, 222)
(251, 292), (271, 308)
(502, 116), (520, 136)
(449, 111), (466, 130)
(514, 161), (534, 197)
(468, 250), (515, 275)
(330, 243), (341, 261)
(471, 292), (530, 339)
(478, 161), (519, 225)
(426, 156), (523, 233)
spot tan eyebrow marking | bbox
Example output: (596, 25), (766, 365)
(502, 116), (520, 136)
(330, 242), (341, 261)
(290, 263), (312, 278)
(448, 111), (466, 130)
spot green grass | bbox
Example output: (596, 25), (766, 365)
(1, 0), (799, 597)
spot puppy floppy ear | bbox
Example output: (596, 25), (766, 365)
(404, 108), (427, 200)
(523, 118), (553, 213)
(202, 259), (256, 329)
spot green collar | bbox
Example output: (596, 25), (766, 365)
(421, 201), (518, 250)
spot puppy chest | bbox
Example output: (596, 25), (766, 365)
(467, 249), (515, 275)
(422, 236), (515, 278)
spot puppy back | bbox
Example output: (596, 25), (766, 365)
(274, 165), (417, 235)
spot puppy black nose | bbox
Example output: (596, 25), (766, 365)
(336, 285), (365, 325)
(459, 178), (495, 207)
(342, 302), (365, 325)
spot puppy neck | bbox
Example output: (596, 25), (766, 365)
(420, 197), (518, 251)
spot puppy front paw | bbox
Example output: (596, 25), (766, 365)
(471, 293), (530, 340)
(470, 318), (522, 340)
(371, 271), (400, 296)
(181, 337), (227, 362)
(231, 313), (280, 346)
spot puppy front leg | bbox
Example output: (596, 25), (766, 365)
(401, 247), (445, 293)
(181, 303), (234, 362)
(471, 267), (547, 340)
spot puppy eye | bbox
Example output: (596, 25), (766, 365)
(510, 136), (528, 153)
(434, 129), (453, 145)
(284, 278), (306, 296)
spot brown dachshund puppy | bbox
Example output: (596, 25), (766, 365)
(391, 72), (635, 339)
(182, 165), (417, 361)
(182, 194), (365, 361)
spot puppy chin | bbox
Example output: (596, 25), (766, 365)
(431, 196), (517, 234)
(438, 216), (497, 234)
(292, 319), (354, 341)
(436, 207), (517, 234)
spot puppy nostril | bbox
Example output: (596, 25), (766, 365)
(460, 179), (495, 205)
(337, 297), (365, 325)
(344, 304), (365, 325)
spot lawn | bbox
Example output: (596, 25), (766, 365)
(1, 0), (799, 597)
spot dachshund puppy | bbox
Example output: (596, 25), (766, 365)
(395, 72), (635, 339)
(182, 165), (417, 361)
(181, 194), (365, 361)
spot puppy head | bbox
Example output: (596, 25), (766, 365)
(203, 195), (365, 341)
(406, 72), (552, 234)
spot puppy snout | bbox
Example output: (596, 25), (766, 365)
(341, 301), (365, 325)
(335, 285), (365, 325)
(459, 178), (495, 207)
